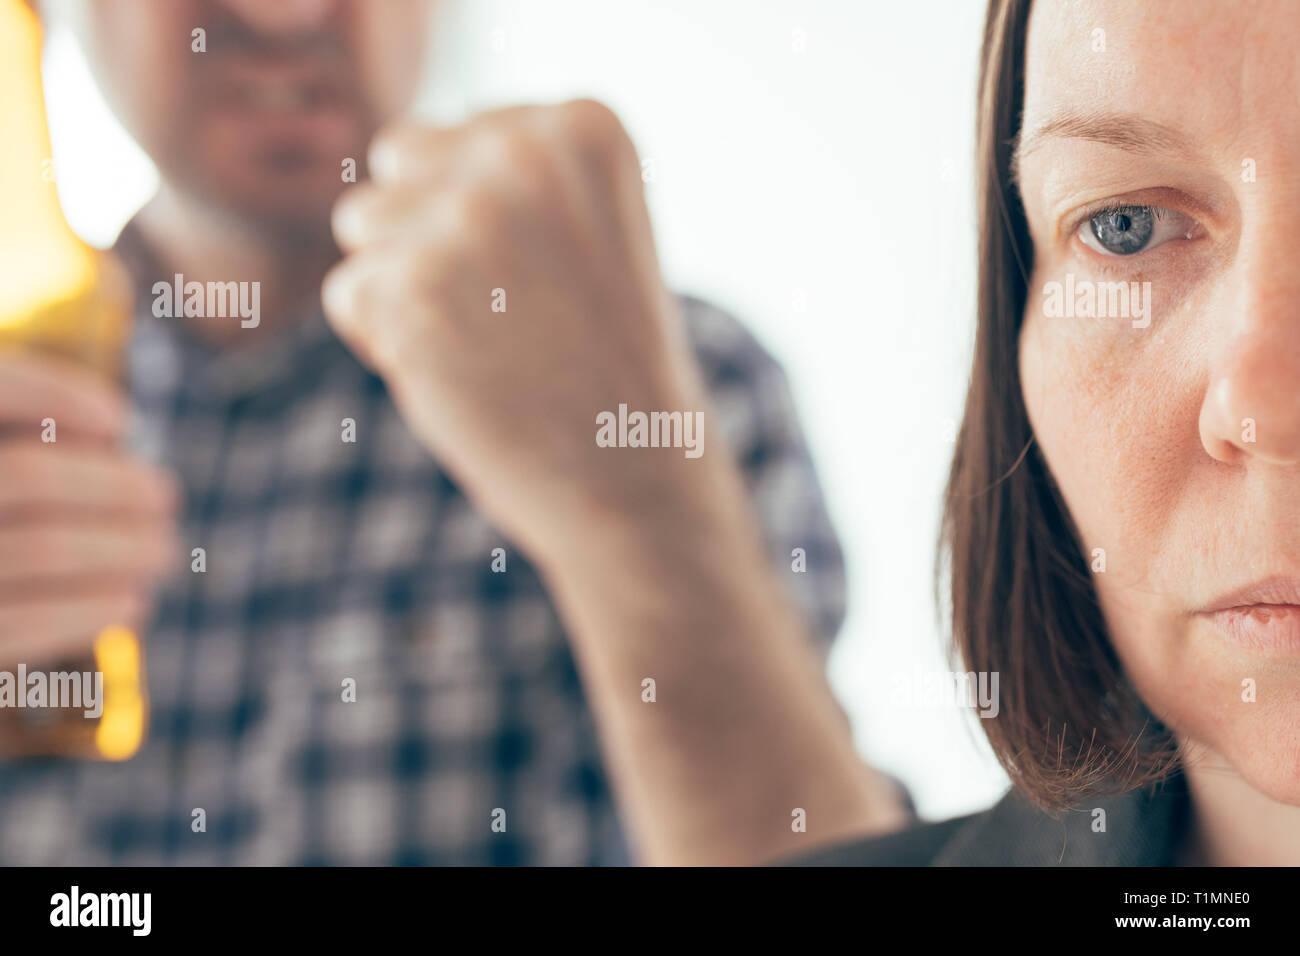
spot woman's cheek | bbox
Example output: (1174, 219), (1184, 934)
(1020, 264), (1200, 663)
(1020, 264), (1257, 766)
(1020, 269), (1175, 563)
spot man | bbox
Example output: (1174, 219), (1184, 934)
(0, 0), (904, 864)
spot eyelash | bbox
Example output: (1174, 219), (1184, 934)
(1070, 202), (1202, 260)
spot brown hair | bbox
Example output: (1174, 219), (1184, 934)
(940, 0), (1179, 810)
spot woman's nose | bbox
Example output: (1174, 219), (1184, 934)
(1199, 215), (1300, 465)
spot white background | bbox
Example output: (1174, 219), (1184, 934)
(44, 0), (1009, 820)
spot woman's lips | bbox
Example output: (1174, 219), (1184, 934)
(1203, 605), (1300, 654)
(1198, 577), (1300, 655)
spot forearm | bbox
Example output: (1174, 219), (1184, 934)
(536, 453), (906, 865)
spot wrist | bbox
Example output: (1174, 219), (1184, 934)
(531, 447), (762, 590)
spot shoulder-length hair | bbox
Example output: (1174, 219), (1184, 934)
(941, 0), (1179, 810)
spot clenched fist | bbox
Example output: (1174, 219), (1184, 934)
(322, 99), (717, 565)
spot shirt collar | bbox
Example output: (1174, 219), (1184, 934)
(113, 218), (345, 403)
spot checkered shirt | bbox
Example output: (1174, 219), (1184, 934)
(0, 223), (846, 865)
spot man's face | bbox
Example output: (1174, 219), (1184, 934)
(60, 0), (431, 230)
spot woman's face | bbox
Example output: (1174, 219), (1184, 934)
(1017, 0), (1300, 805)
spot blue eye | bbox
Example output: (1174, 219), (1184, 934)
(1090, 207), (1152, 254)
(1077, 204), (1199, 256)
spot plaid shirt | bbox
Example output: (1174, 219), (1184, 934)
(0, 222), (846, 865)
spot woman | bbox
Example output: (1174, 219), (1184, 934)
(793, 0), (1300, 865)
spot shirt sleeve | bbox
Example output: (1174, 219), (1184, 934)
(678, 294), (848, 661)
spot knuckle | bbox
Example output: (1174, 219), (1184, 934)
(487, 126), (547, 174)
(500, 133), (564, 202)
(558, 98), (622, 140)
(554, 98), (631, 160)
(321, 259), (365, 325)
(368, 122), (419, 175)
(331, 183), (381, 246)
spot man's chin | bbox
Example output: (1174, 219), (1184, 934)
(197, 177), (344, 240)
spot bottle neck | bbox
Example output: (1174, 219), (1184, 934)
(0, 0), (98, 322)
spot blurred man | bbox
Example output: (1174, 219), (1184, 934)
(0, 0), (903, 864)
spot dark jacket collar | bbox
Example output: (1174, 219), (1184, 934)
(935, 773), (1190, 866)
(779, 773), (1190, 866)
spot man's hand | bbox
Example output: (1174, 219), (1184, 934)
(323, 99), (707, 566)
(323, 99), (905, 863)
(0, 352), (180, 669)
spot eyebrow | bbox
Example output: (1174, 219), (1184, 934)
(1013, 110), (1202, 180)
